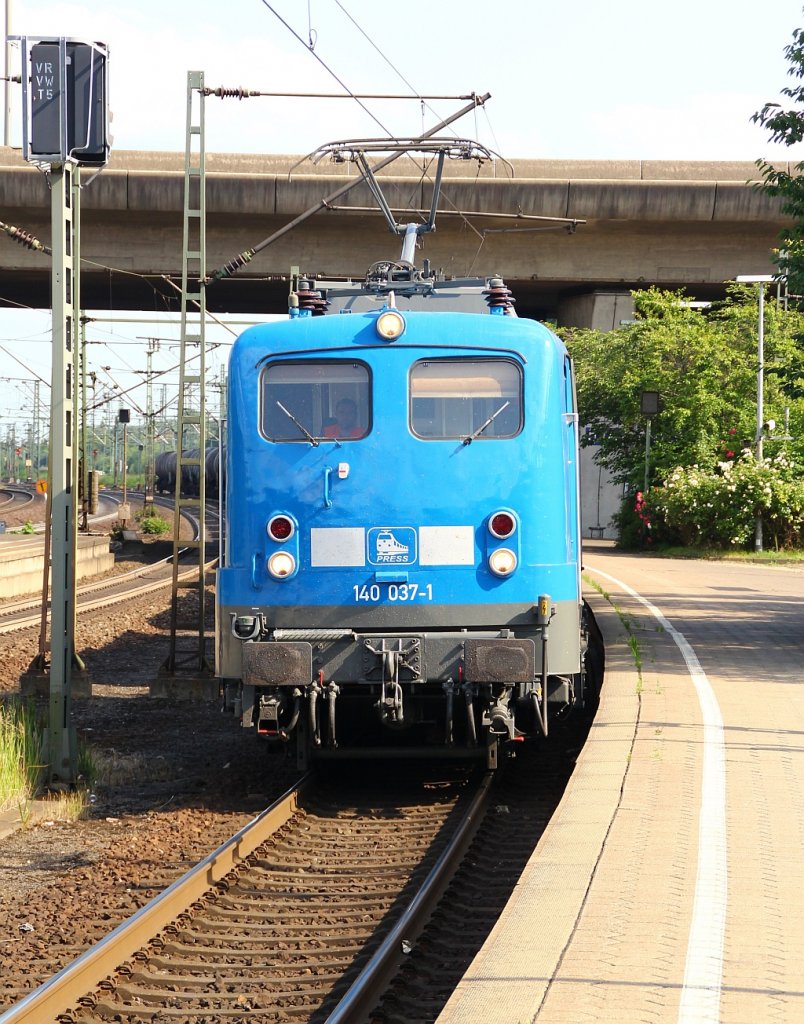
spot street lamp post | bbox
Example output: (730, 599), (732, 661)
(736, 274), (774, 552)
(640, 390), (660, 494)
(118, 408), (130, 524)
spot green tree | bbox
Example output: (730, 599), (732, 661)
(562, 286), (804, 489)
(753, 19), (804, 292)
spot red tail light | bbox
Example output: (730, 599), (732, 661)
(489, 511), (516, 539)
(267, 514), (295, 541)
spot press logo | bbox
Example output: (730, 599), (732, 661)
(367, 527), (417, 565)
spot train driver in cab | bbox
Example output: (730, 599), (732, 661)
(323, 397), (365, 439)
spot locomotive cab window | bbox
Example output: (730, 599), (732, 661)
(261, 361), (371, 442)
(410, 359), (522, 439)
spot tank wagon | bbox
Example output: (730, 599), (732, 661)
(154, 447), (225, 498)
(216, 138), (590, 768)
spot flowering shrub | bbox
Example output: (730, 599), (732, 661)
(648, 453), (804, 549)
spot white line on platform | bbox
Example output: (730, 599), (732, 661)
(587, 565), (727, 1024)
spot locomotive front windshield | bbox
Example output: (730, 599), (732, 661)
(261, 361), (371, 442)
(410, 358), (522, 439)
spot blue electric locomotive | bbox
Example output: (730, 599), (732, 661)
(217, 273), (588, 768)
(216, 138), (588, 767)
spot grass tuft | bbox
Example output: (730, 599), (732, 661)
(0, 700), (45, 820)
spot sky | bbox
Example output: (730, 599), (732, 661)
(2, 0), (804, 441)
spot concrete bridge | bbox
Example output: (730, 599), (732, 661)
(0, 146), (789, 326)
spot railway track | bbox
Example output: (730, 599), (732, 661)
(0, 485), (35, 514)
(0, 710), (591, 1024)
(0, 498), (214, 634)
(0, 767), (493, 1023)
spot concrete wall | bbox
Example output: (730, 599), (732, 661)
(0, 533), (114, 599)
(559, 291), (635, 331)
(579, 445), (623, 541)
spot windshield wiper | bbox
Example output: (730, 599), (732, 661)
(462, 401), (510, 445)
(276, 401), (319, 446)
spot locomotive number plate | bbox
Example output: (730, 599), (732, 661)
(353, 582), (434, 603)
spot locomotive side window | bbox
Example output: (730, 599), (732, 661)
(260, 361), (371, 442)
(409, 359), (522, 439)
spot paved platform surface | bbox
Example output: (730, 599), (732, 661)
(438, 544), (804, 1024)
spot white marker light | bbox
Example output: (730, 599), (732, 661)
(267, 551), (296, 579)
(488, 548), (517, 577)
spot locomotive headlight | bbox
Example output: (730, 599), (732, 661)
(488, 548), (517, 577)
(375, 309), (406, 340)
(267, 551), (296, 579)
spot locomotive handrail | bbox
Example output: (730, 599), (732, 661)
(250, 551), (262, 590)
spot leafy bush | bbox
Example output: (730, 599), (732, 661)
(139, 514), (170, 536)
(648, 453), (804, 549)
(614, 491), (653, 550)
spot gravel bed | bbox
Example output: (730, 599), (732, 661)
(0, 525), (301, 1011)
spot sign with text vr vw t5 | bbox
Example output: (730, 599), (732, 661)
(28, 39), (109, 165)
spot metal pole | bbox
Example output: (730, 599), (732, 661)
(32, 379), (40, 481)
(122, 420), (128, 509)
(643, 417), (652, 495)
(754, 283), (765, 552)
(3, 0), (11, 147)
(79, 316), (89, 529)
(112, 419), (118, 486)
(47, 161), (77, 784)
(145, 337), (157, 509)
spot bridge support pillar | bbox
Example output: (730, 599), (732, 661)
(558, 290), (634, 332)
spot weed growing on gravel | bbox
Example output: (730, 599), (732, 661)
(139, 512), (170, 535)
(0, 699), (44, 818)
(0, 706), (106, 825)
(40, 788), (92, 822)
(583, 574), (644, 693)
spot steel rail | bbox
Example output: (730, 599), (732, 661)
(325, 771), (495, 1023)
(0, 486), (35, 510)
(0, 775), (311, 1024)
(0, 558), (217, 634)
(1, 542), (195, 617)
(0, 493), (205, 618)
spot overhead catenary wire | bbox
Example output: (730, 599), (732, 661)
(329, 0), (514, 244)
(0, 343), (50, 388)
(332, 0), (474, 149)
(212, 0), (493, 280)
(258, 0), (395, 140)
